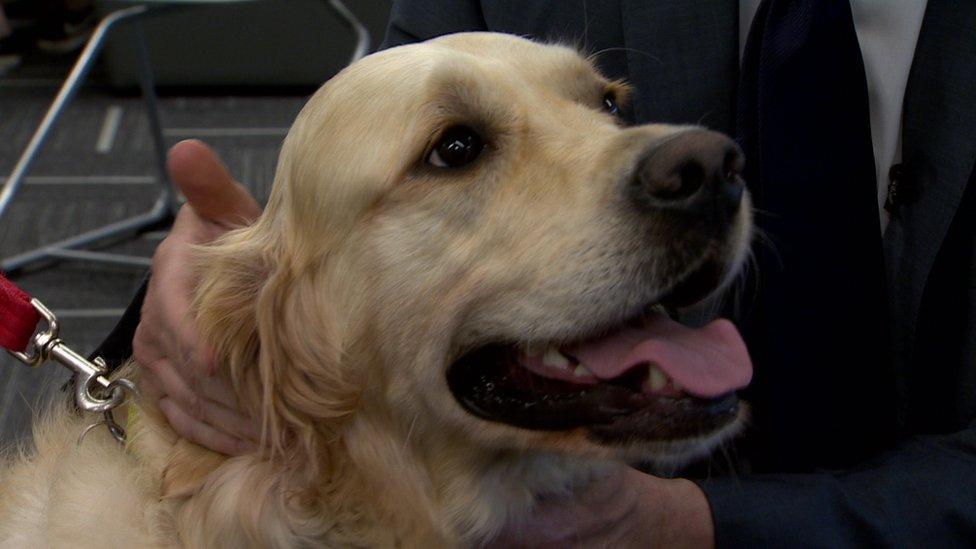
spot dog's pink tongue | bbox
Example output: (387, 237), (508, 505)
(568, 315), (752, 398)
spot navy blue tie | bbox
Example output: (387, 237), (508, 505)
(735, 0), (898, 471)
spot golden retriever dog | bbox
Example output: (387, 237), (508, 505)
(0, 33), (753, 547)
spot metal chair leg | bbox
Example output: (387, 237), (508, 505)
(1, 1), (370, 273)
(134, 18), (176, 215)
(327, 0), (371, 65)
(0, 5), (174, 273)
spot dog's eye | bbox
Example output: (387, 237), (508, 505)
(603, 92), (619, 116)
(428, 126), (484, 168)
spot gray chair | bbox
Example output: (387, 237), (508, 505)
(0, 0), (369, 272)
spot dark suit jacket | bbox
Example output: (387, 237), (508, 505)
(379, 1), (976, 546)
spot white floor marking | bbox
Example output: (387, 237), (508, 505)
(95, 105), (124, 153)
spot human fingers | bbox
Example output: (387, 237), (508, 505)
(167, 139), (261, 228)
(158, 397), (254, 456)
(134, 239), (206, 373)
(193, 374), (241, 409)
(139, 207), (216, 374)
(193, 375), (261, 442)
(141, 355), (258, 444)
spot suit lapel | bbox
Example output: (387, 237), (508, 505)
(885, 0), (976, 386)
(619, 0), (738, 132)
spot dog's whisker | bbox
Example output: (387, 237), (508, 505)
(582, 0), (590, 53)
(402, 414), (419, 454)
(696, 111), (716, 127)
(586, 47), (662, 65)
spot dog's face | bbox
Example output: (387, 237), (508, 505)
(200, 33), (753, 470)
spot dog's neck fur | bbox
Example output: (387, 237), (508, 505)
(342, 403), (607, 545)
(147, 393), (604, 547)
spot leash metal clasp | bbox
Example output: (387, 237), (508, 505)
(7, 298), (136, 443)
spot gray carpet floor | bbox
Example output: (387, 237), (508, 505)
(0, 58), (308, 445)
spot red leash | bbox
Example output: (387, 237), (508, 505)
(0, 272), (136, 443)
(0, 273), (40, 353)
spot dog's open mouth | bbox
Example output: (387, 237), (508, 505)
(447, 259), (753, 443)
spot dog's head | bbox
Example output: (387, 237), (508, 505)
(195, 32), (752, 483)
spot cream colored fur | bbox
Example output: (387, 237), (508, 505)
(0, 33), (752, 547)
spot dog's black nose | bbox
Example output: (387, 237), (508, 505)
(631, 129), (745, 219)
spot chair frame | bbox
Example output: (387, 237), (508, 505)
(0, 1), (369, 273)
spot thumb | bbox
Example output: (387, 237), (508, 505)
(167, 140), (262, 228)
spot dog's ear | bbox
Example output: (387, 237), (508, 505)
(192, 220), (362, 468)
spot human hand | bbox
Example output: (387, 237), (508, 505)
(133, 140), (262, 455)
(489, 466), (715, 548)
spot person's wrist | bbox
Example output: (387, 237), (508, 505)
(652, 477), (715, 548)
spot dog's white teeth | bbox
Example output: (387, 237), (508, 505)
(645, 365), (668, 392)
(573, 364), (590, 378)
(543, 347), (571, 369)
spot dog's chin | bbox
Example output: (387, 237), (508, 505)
(445, 251), (750, 462)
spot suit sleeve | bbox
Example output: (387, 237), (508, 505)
(380, 0), (488, 49)
(699, 423), (976, 547)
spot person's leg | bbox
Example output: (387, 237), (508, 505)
(0, 5), (11, 39)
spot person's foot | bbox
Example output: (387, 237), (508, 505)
(36, 5), (95, 54)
